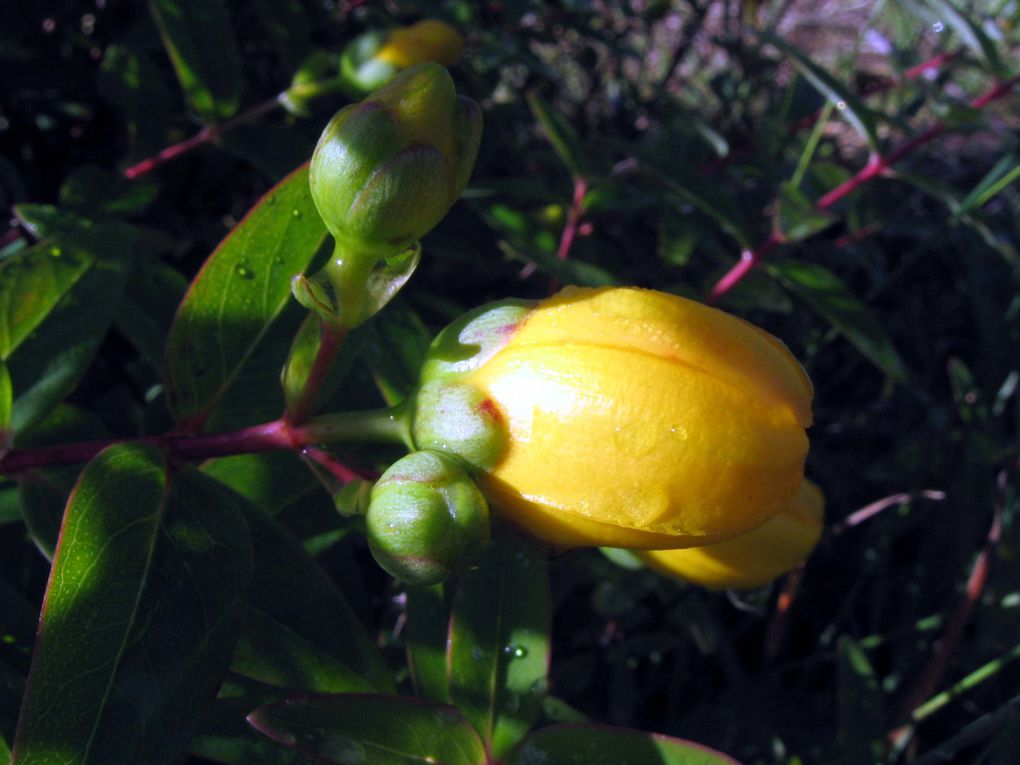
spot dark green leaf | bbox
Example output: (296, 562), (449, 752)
(0, 485), (19, 525)
(836, 636), (886, 764)
(10, 446), (253, 764)
(114, 253), (187, 370)
(405, 584), (449, 702)
(16, 404), (111, 560)
(505, 724), (740, 764)
(527, 92), (591, 179)
(97, 44), (171, 158)
(763, 33), (879, 149)
(232, 607), (377, 693)
(448, 530), (551, 758)
(252, 0), (312, 76)
(238, 499), (394, 693)
(59, 166), (159, 219)
(643, 163), (753, 250)
(0, 234), (95, 360)
(0, 361), (10, 441)
(774, 181), (838, 242)
(922, 0), (1005, 74)
(359, 298), (432, 407)
(248, 694), (488, 765)
(148, 0), (243, 120)
(497, 239), (620, 286)
(0, 576), (35, 670)
(954, 153), (1020, 219)
(767, 260), (908, 381)
(0, 658), (24, 761)
(4, 223), (135, 433)
(163, 164), (328, 431)
(11, 205), (90, 240)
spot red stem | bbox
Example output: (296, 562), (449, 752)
(763, 563), (805, 660)
(285, 324), (348, 425)
(708, 74), (1020, 302)
(889, 482), (1005, 747)
(0, 419), (299, 475)
(123, 97), (282, 179)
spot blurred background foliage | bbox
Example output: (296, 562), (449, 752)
(1, 0), (1019, 763)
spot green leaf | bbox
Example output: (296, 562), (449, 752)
(148, 0), (243, 120)
(527, 92), (592, 179)
(0, 361), (10, 444)
(448, 530), (551, 758)
(359, 298), (432, 407)
(248, 694), (489, 765)
(163, 164), (328, 431)
(10, 446), (253, 764)
(97, 44), (171, 158)
(0, 233), (96, 360)
(11, 204), (90, 240)
(836, 636), (887, 764)
(954, 153), (1020, 219)
(921, 0), (1005, 75)
(0, 485), (19, 525)
(252, 0), (312, 74)
(405, 584), (449, 702)
(4, 223), (135, 433)
(767, 260), (908, 381)
(59, 166), (159, 219)
(774, 181), (838, 242)
(16, 404), (111, 560)
(763, 32), (879, 149)
(237, 498), (394, 693)
(505, 724), (740, 764)
(114, 253), (188, 370)
(232, 607), (377, 693)
(0, 575), (36, 670)
(643, 163), (753, 250)
(0, 658), (24, 761)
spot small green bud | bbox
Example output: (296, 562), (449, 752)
(366, 451), (490, 586)
(309, 63), (482, 253)
(280, 50), (343, 116)
(410, 299), (533, 472)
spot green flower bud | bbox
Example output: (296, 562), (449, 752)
(309, 62), (482, 253)
(366, 450), (490, 586)
(280, 50), (343, 116)
(410, 299), (533, 472)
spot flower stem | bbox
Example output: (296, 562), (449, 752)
(285, 323), (348, 425)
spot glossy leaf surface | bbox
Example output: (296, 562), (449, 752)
(164, 164), (328, 430)
(11, 447), (252, 764)
(248, 694), (488, 765)
(448, 531), (551, 758)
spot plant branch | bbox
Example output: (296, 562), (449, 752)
(0, 407), (406, 475)
(123, 96), (284, 179)
(708, 73), (1020, 302)
(285, 323), (349, 425)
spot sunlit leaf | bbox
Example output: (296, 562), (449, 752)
(149, 0), (243, 120)
(3, 223), (135, 433)
(11, 446), (252, 764)
(248, 694), (488, 765)
(163, 164), (328, 431)
(448, 530), (551, 758)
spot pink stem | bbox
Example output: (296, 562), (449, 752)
(889, 483), (1005, 747)
(708, 74), (1020, 301)
(285, 324), (348, 425)
(301, 445), (373, 483)
(122, 97), (282, 179)
(0, 419), (299, 475)
(828, 489), (946, 537)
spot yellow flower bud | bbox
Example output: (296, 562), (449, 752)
(458, 286), (813, 548)
(636, 479), (825, 589)
(376, 20), (465, 70)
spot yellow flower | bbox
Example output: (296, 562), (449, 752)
(376, 20), (465, 69)
(636, 479), (825, 589)
(413, 286), (813, 549)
